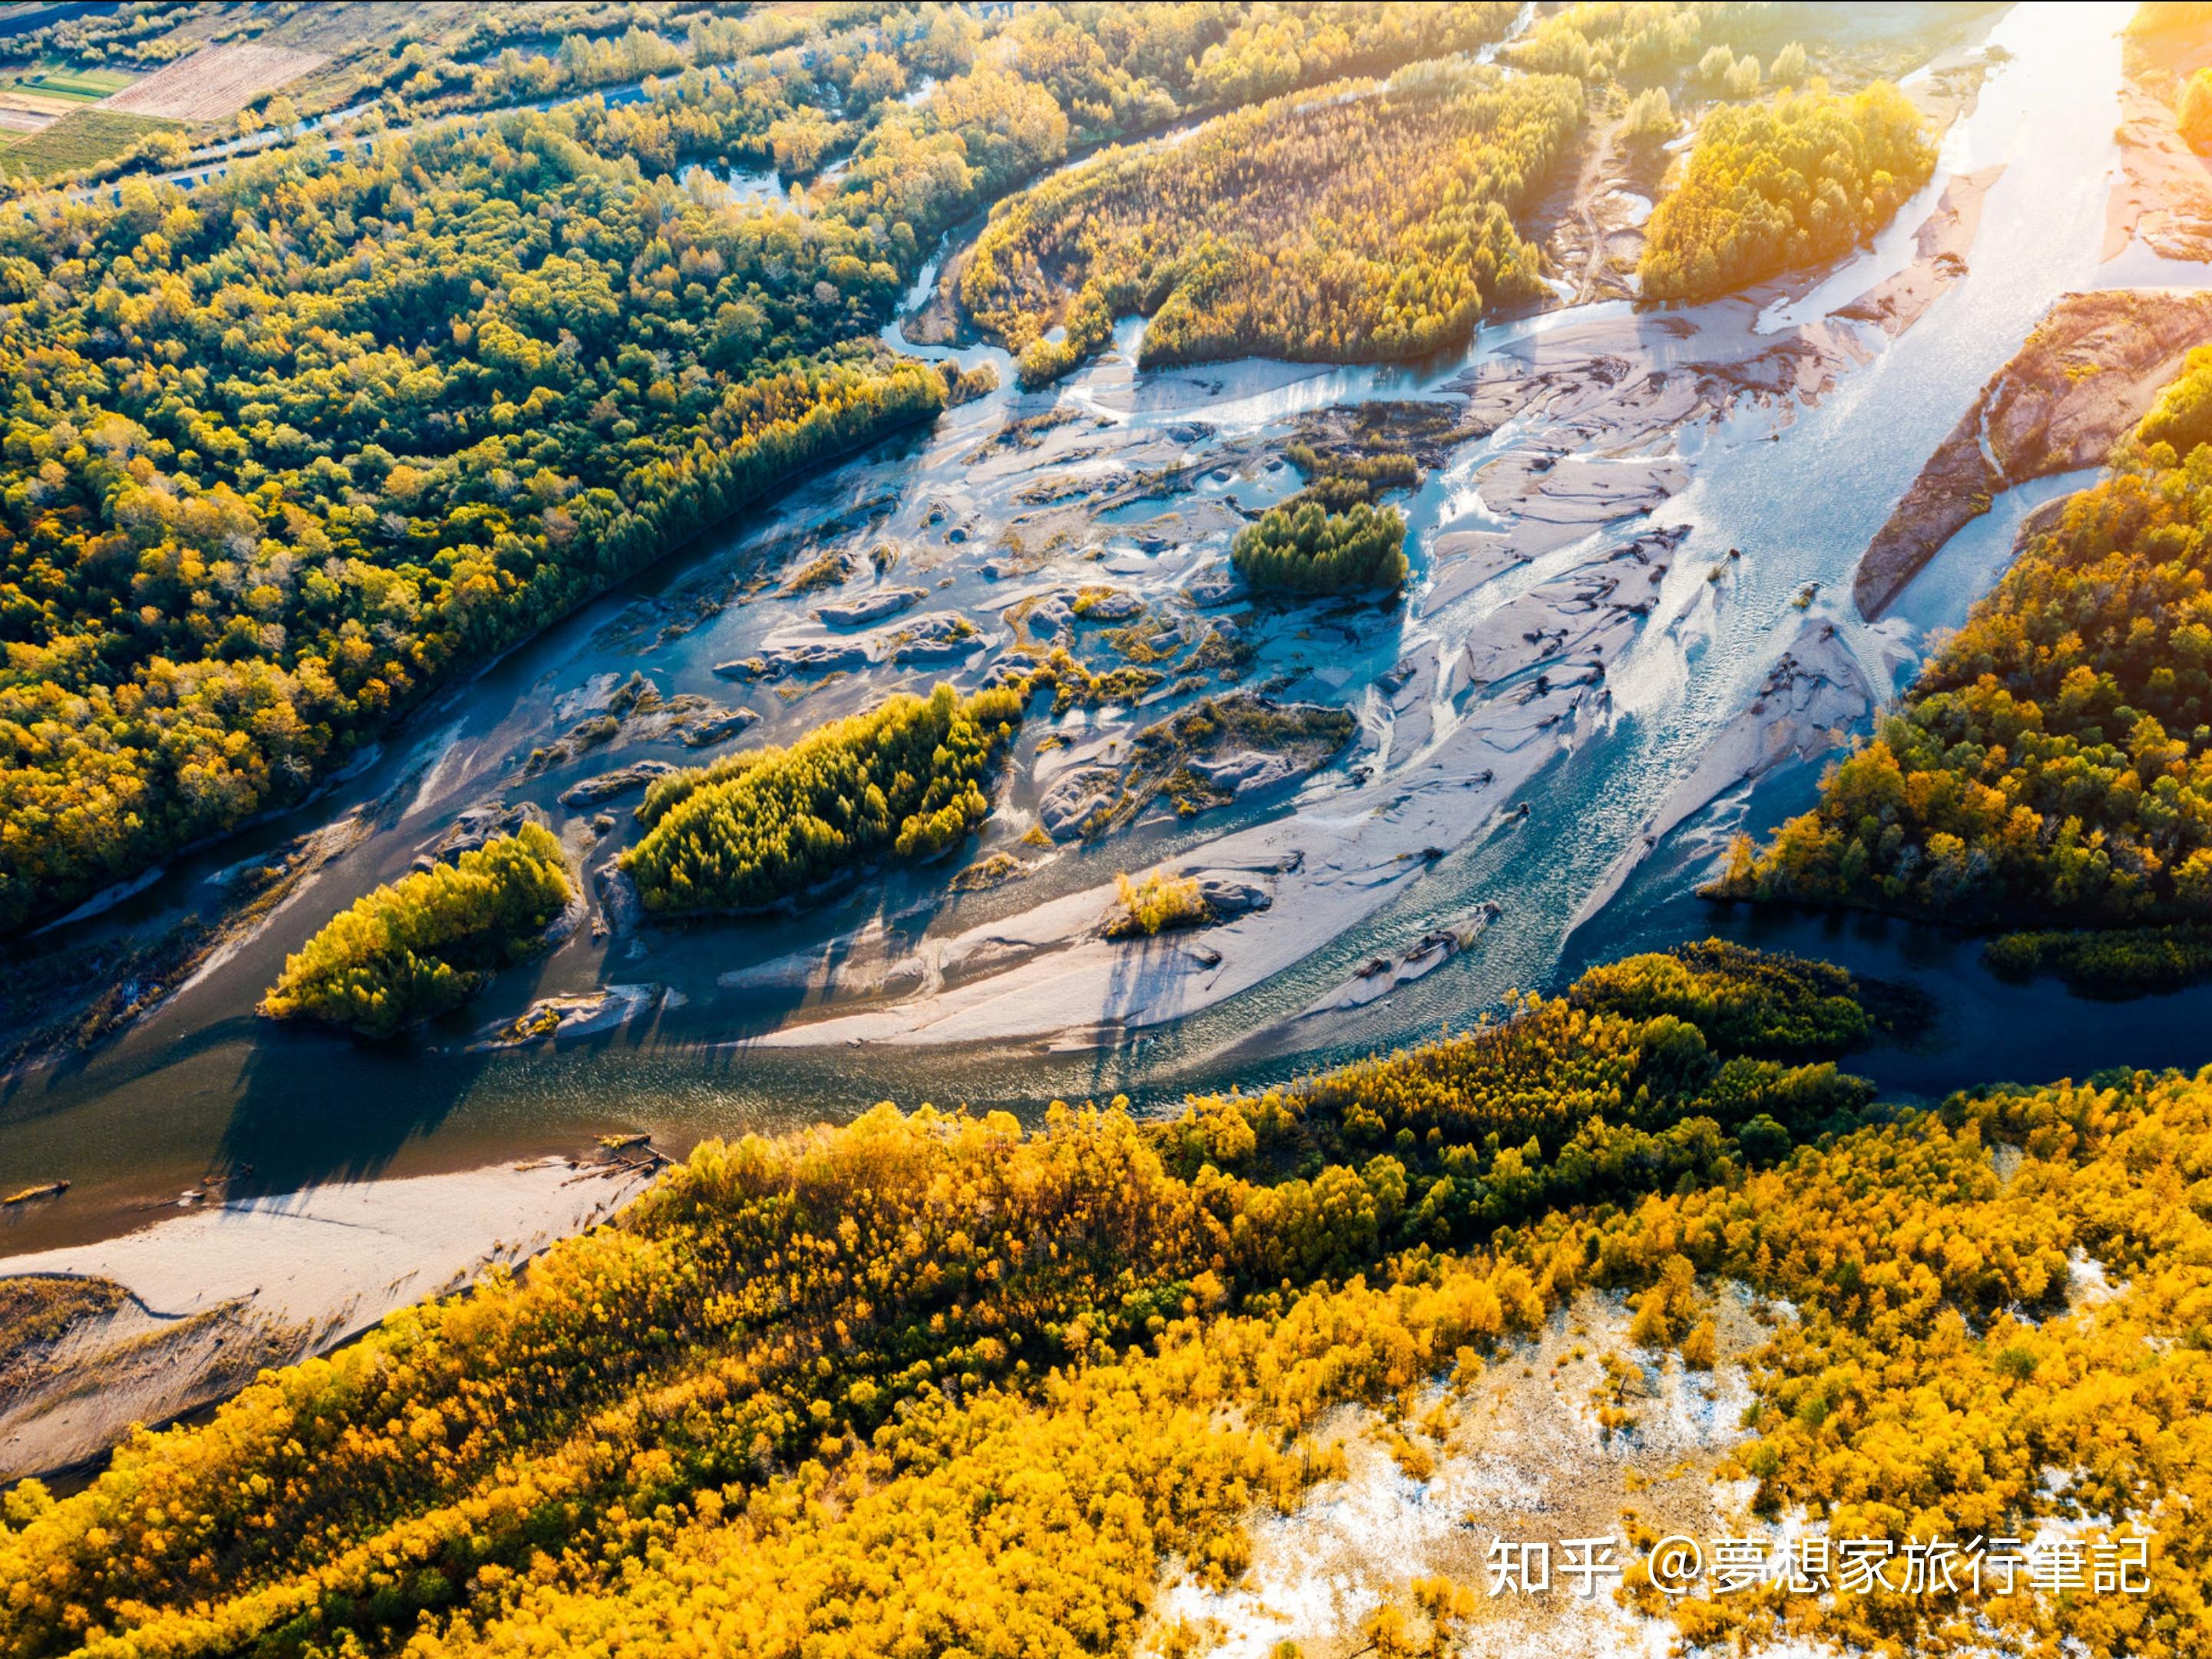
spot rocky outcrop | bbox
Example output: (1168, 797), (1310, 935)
(1856, 289), (2212, 618)
(1075, 590), (1144, 621)
(714, 611), (980, 680)
(882, 611), (979, 662)
(420, 802), (549, 868)
(1195, 877), (1270, 919)
(1186, 564), (1247, 607)
(594, 857), (644, 937)
(1192, 750), (1303, 795)
(677, 709), (758, 747)
(474, 984), (660, 1048)
(1039, 768), (1121, 839)
(816, 586), (926, 627)
(558, 760), (678, 808)
(712, 641), (866, 680)
(1020, 594), (1076, 642)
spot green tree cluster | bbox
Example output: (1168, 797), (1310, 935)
(1621, 84), (1680, 141)
(1982, 921), (2212, 998)
(1108, 868), (1210, 937)
(457, 8), (983, 186)
(1281, 440), (1421, 512)
(1231, 499), (1409, 594)
(1714, 345), (2212, 932)
(825, 2), (1524, 303)
(2, 4), (967, 158)
(962, 62), (1581, 387)
(1639, 80), (1934, 303)
(621, 681), (1023, 913)
(261, 823), (571, 1038)
(1567, 938), (1876, 1057)
(1501, 1), (1772, 85)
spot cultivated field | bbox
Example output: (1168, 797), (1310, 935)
(0, 59), (132, 135)
(0, 107), (177, 179)
(102, 41), (323, 121)
(8, 64), (131, 98)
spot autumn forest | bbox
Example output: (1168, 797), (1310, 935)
(3, 5), (2210, 1659)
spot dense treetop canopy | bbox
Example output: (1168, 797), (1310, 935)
(0, 89), (939, 935)
(1639, 79), (1934, 303)
(1502, 1), (1773, 86)
(962, 59), (1577, 387)
(621, 681), (1025, 913)
(262, 823), (572, 1037)
(1231, 499), (1410, 594)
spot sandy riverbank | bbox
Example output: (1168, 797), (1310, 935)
(1833, 165), (2000, 337)
(0, 1157), (655, 1482)
(2103, 13), (2212, 263)
(731, 180), (1990, 1055)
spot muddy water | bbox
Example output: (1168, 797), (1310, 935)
(4, 2), (2203, 1252)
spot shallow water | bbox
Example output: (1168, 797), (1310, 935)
(4, 2), (2203, 1252)
(1146, 0), (2162, 1063)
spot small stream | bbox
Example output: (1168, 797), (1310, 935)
(7, 2), (2207, 1252)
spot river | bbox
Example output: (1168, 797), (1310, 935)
(5, 1), (2207, 1255)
